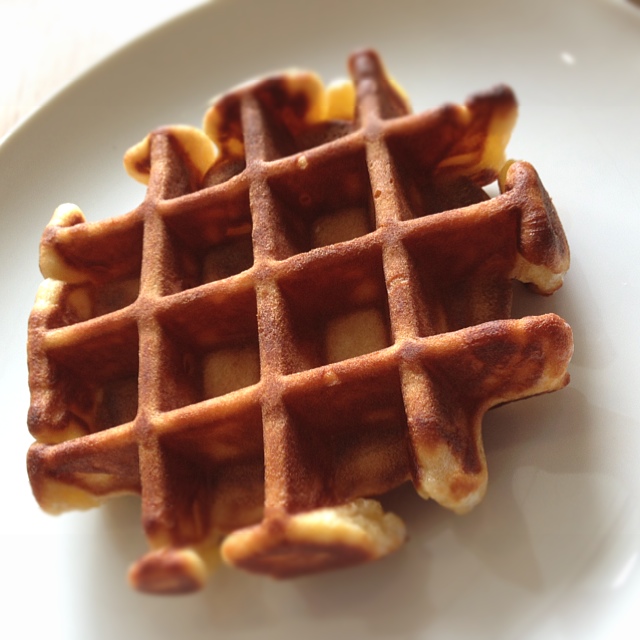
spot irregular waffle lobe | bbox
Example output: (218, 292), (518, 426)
(348, 48), (412, 122)
(124, 125), (218, 187)
(39, 204), (144, 285)
(26, 49), (573, 592)
(27, 424), (140, 513)
(204, 68), (341, 164)
(401, 314), (573, 514)
(502, 160), (570, 293)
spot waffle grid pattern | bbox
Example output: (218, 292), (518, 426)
(27, 50), (572, 592)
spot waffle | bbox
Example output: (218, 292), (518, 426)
(27, 50), (572, 593)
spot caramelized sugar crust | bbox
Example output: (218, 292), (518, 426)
(27, 50), (572, 593)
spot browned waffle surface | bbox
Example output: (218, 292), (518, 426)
(27, 49), (572, 593)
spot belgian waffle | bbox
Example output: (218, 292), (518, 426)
(27, 50), (572, 593)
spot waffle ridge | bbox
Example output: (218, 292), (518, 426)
(27, 50), (572, 593)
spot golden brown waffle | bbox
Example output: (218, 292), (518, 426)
(27, 50), (572, 593)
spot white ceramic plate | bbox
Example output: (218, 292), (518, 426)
(2, 0), (639, 638)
